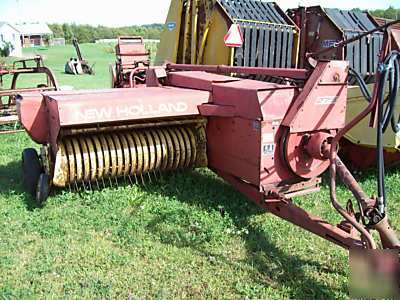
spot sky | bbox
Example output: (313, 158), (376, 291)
(0, 0), (399, 27)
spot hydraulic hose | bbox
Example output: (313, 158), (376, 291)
(350, 51), (400, 217)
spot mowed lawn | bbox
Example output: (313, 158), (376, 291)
(0, 45), (399, 299)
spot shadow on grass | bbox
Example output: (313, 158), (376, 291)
(0, 158), (348, 298)
(0, 160), (40, 210)
(144, 169), (346, 299)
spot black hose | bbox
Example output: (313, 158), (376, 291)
(349, 67), (372, 102)
(350, 51), (400, 217)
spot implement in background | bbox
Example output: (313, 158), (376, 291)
(288, 6), (383, 83)
(289, 6), (400, 169)
(0, 56), (58, 134)
(156, 0), (299, 69)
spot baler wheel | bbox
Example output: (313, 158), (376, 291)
(22, 148), (42, 197)
(36, 173), (50, 205)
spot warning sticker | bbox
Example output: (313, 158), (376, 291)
(262, 143), (275, 156)
(316, 96), (338, 105)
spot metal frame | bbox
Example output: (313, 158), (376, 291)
(111, 36), (150, 88)
(0, 56), (58, 134)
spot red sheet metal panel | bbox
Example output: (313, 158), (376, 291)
(167, 71), (239, 91)
(207, 117), (261, 185)
(212, 79), (296, 120)
(259, 121), (294, 186)
(206, 78), (298, 189)
(17, 93), (49, 144)
(45, 87), (210, 127)
(282, 61), (348, 133)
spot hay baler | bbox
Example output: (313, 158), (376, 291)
(18, 24), (400, 255)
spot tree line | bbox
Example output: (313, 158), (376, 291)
(48, 6), (399, 44)
(369, 7), (399, 20)
(48, 23), (163, 44)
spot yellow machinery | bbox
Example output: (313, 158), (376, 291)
(155, 0), (299, 68)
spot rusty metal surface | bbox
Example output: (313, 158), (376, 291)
(112, 36), (150, 88)
(0, 56), (58, 132)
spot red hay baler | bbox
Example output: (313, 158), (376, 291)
(17, 24), (400, 259)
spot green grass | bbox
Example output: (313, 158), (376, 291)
(0, 45), (399, 299)
(1, 42), (158, 90)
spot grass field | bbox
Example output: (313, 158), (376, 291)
(0, 45), (399, 299)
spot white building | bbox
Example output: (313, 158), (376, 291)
(0, 22), (22, 57)
(15, 23), (53, 47)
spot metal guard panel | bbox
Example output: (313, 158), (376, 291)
(47, 87), (210, 126)
(219, 0), (289, 25)
(324, 8), (377, 32)
(212, 79), (296, 120)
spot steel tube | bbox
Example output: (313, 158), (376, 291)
(167, 63), (309, 79)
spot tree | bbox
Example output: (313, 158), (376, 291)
(370, 6), (400, 20)
(48, 23), (164, 44)
(0, 42), (14, 57)
(62, 23), (74, 43)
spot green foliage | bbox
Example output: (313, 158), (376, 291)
(370, 6), (400, 19)
(48, 23), (163, 44)
(0, 42), (14, 57)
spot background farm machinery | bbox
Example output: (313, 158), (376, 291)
(65, 38), (95, 75)
(110, 36), (151, 88)
(0, 55), (58, 134)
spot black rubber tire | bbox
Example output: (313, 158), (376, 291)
(22, 148), (42, 197)
(36, 173), (50, 205)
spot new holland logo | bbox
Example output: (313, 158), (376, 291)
(75, 102), (189, 122)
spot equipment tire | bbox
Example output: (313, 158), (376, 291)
(36, 173), (50, 205)
(22, 148), (42, 197)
